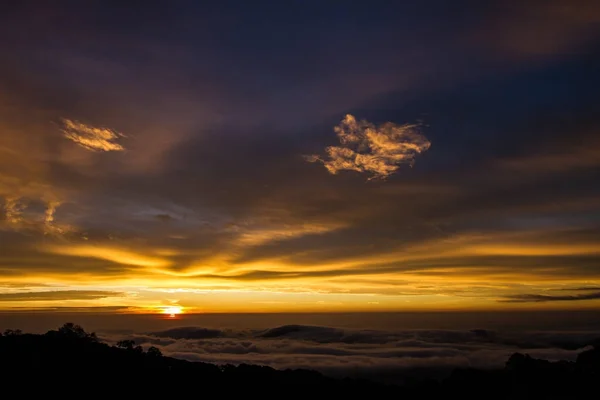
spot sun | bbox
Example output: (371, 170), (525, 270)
(162, 306), (183, 318)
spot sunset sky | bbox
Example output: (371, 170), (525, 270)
(1, 1), (599, 314)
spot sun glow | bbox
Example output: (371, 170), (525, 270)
(162, 306), (183, 318)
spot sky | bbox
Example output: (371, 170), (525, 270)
(0, 0), (599, 314)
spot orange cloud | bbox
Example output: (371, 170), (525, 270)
(61, 118), (125, 152)
(307, 114), (430, 180)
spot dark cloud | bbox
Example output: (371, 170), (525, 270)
(154, 214), (174, 222)
(552, 287), (600, 291)
(0, 290), (124, 301)
(0, 282), (51, 288)
(501, 292), (600, 303)
(0, 306), (127, 312)
(474, 0), (600, 57)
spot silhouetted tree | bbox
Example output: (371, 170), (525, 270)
(56, 322), (98, 342)
(147, 346), (162, 357)
(3, 329), (22, 336)
(506, 352), (528, 370)
(114, 340), (143, 353)
(116, 340), (135, 350)
(576, 346), (600, 373)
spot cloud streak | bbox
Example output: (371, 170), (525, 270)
(308, 115), (430, 180)
(501, 292), (600, 303)
(552, 287), (600, 292)
(60, 119), (125, 152)
(44, 244), (172, 269)
(0, 290), (124, 301)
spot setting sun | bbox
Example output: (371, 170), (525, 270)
(162, 306), (183, 317)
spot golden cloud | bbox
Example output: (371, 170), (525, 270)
(233, 222), (346, 247)
(60, 118), (125, 152)
(45, 244), (172, 269)
(308, 114), (430, 180)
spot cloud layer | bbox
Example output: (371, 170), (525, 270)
(101, 324), (598, 383)
(308, 114), (431, 180)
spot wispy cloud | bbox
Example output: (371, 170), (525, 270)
(232, 223), (346, 247)
(307, 114), (430, 180)
(551, 287), (600, 292)
(60, 119), (125, 152)
(500, 292), (600, 303)
(45, 244), (172, 268)
(1, 196), (72, 237)
(3, 197), (24, 225)
(43, 201), (70, 236)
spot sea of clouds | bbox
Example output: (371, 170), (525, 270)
(99, 324), (599, 383)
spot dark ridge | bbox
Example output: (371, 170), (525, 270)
(257, 324), (340, 338)
(1, 323), (599, 398)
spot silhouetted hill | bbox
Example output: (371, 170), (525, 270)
(1, 323), (599, 398)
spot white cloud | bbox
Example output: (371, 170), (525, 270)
(100, 325), (595, 384)
(61, 119), (125, 152)
(308, 114), (430, 180)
